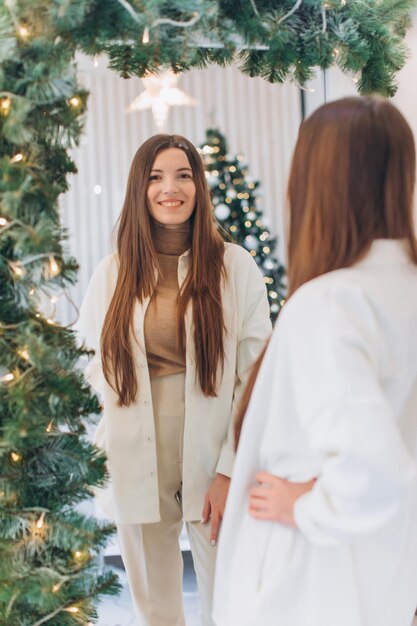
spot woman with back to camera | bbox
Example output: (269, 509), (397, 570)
(77, 134), (271, 626)
(213, 96), (417, 626)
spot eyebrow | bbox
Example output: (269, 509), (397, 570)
(150, 167), (192, 172)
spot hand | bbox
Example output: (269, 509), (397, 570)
(249, 471), (316, 527)
(201, 473), (231, 545)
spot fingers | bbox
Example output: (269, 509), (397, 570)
(210, 511), (220, 545)
(255, 471), (282, 485)
(201, 495), (211, 525)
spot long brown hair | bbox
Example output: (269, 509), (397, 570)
(101, 135), (226, 406)
(235, 96), (417, 447)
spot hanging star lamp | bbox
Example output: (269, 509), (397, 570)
(126, 68), (197, 130)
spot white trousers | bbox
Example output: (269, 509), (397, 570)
(117, 373), (217, 626)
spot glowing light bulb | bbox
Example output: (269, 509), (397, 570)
(142, 26), (150, 43)
(69, 96), (80, 107)
(11, 451), (21, 463)
(0, 217), (9, 226)
(10, 261), (25, 277)
(49, 256), (59, 276)
(10, 153), (23, 163)
(36, 512), (46, 529)
(65, 606), (79, 613)
(1, 372), (14, 383)
(1, 98), (10, 114)
(18, 25), (29, 38)
(17, 347), (30, 361)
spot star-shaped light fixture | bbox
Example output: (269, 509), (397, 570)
(127, 69), (197, 131)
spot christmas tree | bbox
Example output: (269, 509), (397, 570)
(201, 129), (286, 322)
(0, 4), (120, 624)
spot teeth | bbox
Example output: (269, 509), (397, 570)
(160, 201), (181, 207)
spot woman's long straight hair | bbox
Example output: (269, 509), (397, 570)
(235, 96), (417, 447)
(101, 135), (226, 407)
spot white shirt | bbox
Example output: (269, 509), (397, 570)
(77, 243), (271, 524)
(214, 240), (417, 626)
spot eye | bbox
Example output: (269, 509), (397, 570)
(179, 173), (192, 179)
(149, 174), (161, 182)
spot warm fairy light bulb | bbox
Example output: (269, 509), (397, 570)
(17, 347), (30, 361)
(10, 153), (23, 163)
(36, 512), (46, 529)
(65, 606), (79, 613)
(11, 451), (21, 462)
(52, 583), (61, 593)
(0, 217), (9, 226)
(69, 96), (80, 107)
(1, 98), (10, 114)
(50, 295), (58, 304)
(10, 261), (24, 277)
(48, 256), (60, 276)
(1, 372), (15, 383)
(263, 246), (271, 254)
(74, 550), (82, 559)
(46, 318), (56, 325)
(18, 25), (30, 38)
(142, 26), (150, 43)
(46, 421), (54, 433)
(269, 291), (278, 299)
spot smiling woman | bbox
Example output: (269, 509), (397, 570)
(147, 147), (197, 225)
(76, 133), (272, 624)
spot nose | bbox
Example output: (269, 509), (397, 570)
(161, 175), (179, 194)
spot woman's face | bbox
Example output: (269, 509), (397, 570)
(147, 147), (196, 225)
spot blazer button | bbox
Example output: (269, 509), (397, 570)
(146, 436), (152, 442)
(139, 363), (145, 369)
(144, 400), (149, 406)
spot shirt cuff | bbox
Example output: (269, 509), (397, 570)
(215, 447), (235, 478)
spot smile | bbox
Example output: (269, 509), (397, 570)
(159, 201), (183, 208)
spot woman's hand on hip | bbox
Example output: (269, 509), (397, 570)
(201, 473), (231, 545)
(249, 471), (316, 527)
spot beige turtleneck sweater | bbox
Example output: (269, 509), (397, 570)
(144, 220), (191, 377)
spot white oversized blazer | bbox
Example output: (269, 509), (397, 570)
(77, 242), (271, 524)
(214, 240), (417, 626)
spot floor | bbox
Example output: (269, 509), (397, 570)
(97, 554), (417, 626)
(97, 552), (200, 626)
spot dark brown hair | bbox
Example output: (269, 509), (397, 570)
(101, 134), (226, 406)
(235, 96), (417, 447)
